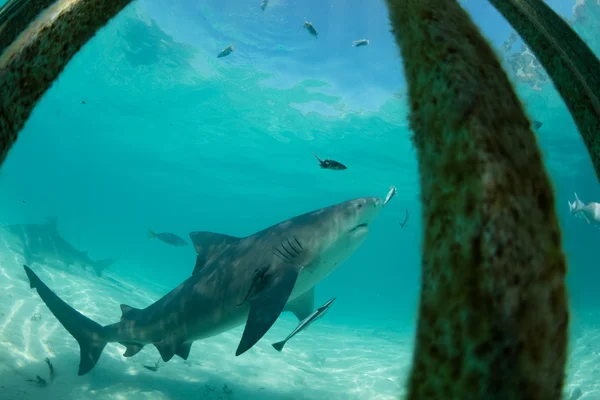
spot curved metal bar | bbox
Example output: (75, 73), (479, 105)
(0, 0), (57, 55)
(489, 0), (600, 180)
(384, 0), (568, 398)
(0, 0), (134, 165)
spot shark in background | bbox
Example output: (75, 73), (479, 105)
(4, 217), (117, 276)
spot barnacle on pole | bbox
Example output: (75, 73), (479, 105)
(384, 0), (568, 398)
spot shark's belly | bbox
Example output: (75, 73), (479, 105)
(186, 305), (249, 341)
(291, 235), (366, 299)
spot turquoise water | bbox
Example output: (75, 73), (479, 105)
(0, 0), (599, 399)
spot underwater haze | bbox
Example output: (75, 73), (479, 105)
(0, 0), (599, 399)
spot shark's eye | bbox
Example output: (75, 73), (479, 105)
(357, 203), (363, 209)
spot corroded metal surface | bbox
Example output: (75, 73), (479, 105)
(385, 0), (568, 398)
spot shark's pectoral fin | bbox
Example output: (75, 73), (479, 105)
(189, 231), (241, 275)
(235, 267), (299, 356)
(284, 288), (314, 321)
(175, 342), (193, 360)
(121, 342), (145, 357)
(120, 304), (143, 320)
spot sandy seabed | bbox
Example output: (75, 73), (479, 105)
(0, 226), (597, 400)
(0, 228), (409, 400)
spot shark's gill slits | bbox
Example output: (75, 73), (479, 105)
(286, 238), (300, 254)
(274, 237), (305, 264)
(281, 243), (294, 258)
(293, 236), (304, 250)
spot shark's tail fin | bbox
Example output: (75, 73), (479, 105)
(147, 228), (156, 240)
(92, 257), (117, 277)
(271, 340), (286, 352)
(23, 265), (107, 375)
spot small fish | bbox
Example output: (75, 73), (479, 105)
(303, 22), (318, 39)
(271, 298), (336, 352)
(45, 358), (55, 382)
(26, 376), (47, 387)
(147, 229), (188, 247)
(313, 153), (347, 170)
(143, 357), (161, 372)
(260, 0), (268, 11)
(352, 39), (369, 47)
(533, 120), (543, 130)
(399, 209), (409, 229)
(568, 192), (600, 227)
(217, 45), (234, 58)
(384, 186), (396, 206)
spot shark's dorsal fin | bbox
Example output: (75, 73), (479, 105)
(120, 304), (143, 320)
(189, 231), (241, 275)
(284, 288), (314, 321)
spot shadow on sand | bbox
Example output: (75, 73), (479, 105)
(0, 352), (328, 400)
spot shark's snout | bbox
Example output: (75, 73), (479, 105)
(348, 197), (383, 234)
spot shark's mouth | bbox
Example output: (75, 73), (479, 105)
(349, 223), (368, 234)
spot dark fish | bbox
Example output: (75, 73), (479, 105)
(45, 358), (55, 382)
(399, 208), (409, 229)
(217, 45), (234, 58)
(142, 358), (161, 372)
(260, 0), (268, 11)
(303, 22), (318, 39)
(271, 297), (336, 352)
(26, 376), (47, 387)
(313, 153), (347, 170)
(143, 365), (158, 372)
(533, 120), (543, 130)
(147, 229), (187, 247)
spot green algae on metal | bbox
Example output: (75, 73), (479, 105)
(384, 0), (568, 398)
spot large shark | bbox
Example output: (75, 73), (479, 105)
(24, 196), (382, 375)
(5, 217), (117, 276)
